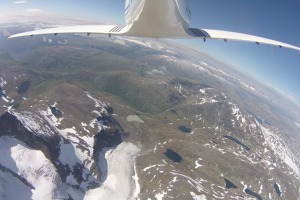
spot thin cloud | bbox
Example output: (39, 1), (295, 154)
(13, 0), (27, 4)
(285, 93), (298, 105)
(25, 8), (43, 14)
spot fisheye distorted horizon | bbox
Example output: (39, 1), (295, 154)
(1, 0), (300, 105)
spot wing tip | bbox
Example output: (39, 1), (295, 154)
(7, 35), (15, 39)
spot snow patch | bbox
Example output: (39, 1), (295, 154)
(11, 111), (56, 137)
(170, 172), (205, 193)
(84, 142), (140, 200)
(86, 92), (108, 114)
(155, 191), (167, 200)
(132, 160), (140, 199)
(259, 184), (263, 194)
(10, 140), (61, 200)
(277, 183), (282, 194)
(142, 165), (158, 172)
(260, 125), (300, 177)
(40, 107), (63, 127)
(190, 192), (207, 200)
(2, 96), (9, 102)
(231, 104), (246, 127)
(195, 158), (203, 169)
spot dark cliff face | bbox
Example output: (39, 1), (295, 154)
(18, 80), (31, 95)
(0, 104), (127, 187)
(0, 112), (67, 181)
(0, 86), (4, 97)
(50, 106), (63, 118)
(94, 106), (125, 151)
(91, 111), (125, 180)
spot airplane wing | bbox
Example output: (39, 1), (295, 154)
(8, 25), (129, 39)
(188, 28), (300, 51)
(8, 24), (300, 51)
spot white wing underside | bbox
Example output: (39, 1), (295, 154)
(188, 28), (300, 51)
(8, 25), (300, 51)
(8, 25), (129, 38)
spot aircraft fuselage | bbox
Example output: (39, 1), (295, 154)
(125, 0), (191, 37)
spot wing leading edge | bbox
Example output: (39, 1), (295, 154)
(188, 28), (300, 51)
(8, 25), (300, 51)
(8, 25), (129, 39)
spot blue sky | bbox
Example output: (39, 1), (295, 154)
(1, 0), (300, 104)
